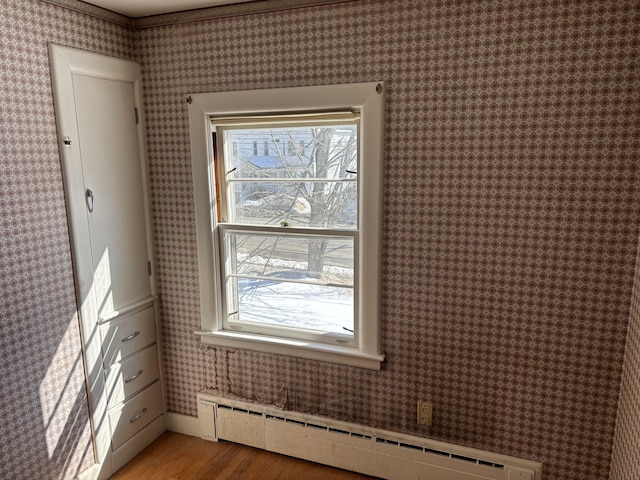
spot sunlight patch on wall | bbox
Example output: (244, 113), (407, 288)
(39, 315), (87, 459)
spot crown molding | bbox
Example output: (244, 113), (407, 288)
(134, 0), (354, 28)
(40, 0), (134, 28)
(41, 0), (355, 30)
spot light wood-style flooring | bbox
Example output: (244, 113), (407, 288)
(110, 431), (380, 479)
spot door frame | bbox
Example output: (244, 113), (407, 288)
(48, 43), (156, 478)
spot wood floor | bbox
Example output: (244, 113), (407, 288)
(110, 431), (380, 480)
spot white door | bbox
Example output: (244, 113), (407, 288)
(73, 74), (152, 317)
(49, 44), (159, 478)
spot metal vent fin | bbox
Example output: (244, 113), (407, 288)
(375, 436), (504, 470)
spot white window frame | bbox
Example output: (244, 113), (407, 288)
(188, 82), (385, 369)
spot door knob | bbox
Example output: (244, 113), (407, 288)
(86, 189), (94, 212)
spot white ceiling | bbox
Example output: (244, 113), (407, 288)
(82, 0), (255, 18)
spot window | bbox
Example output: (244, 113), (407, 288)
(217, 115), (358, 339)
(188, 82), (385, 369)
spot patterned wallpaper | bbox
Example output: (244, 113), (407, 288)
(609, 234), (640, 480)
(0, 1), (133, 478)
(134, 2), (640, 480)
(2, 1), (639, 480)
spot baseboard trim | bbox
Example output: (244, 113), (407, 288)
(166, 412), (201, 437)
(111, 415), (167, 472)
(75, 464), (99, 480)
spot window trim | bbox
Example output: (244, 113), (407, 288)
(188, 82), (385, 370)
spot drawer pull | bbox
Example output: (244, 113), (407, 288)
(124, 369), (144, 383)
(129, 407), (148, 423)
(122, 331), (140, 342)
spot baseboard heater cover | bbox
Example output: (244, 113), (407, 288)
(197, 392), (542, 480)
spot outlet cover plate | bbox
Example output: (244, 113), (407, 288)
(417, 401), (433, 426)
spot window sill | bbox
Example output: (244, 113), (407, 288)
(195, 329), (384, 370)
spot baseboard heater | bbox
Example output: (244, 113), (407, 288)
(197, 393), (542, 480)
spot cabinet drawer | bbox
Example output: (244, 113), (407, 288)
(109, 381), (163, 450)
(101, 306), (156, 367)
(105, 344), (159, 407)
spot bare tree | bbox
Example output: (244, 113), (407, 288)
(304, 127), (356, 278)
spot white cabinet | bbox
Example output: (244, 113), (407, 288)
(49, 44), (165, 479)
(100, 304), (164, 453)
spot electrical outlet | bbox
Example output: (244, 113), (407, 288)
(417, 401), (433, 426)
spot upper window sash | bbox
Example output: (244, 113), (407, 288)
(214, 118), (360, 230)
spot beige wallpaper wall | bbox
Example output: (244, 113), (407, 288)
(0, 1), (133, 478)
(609, 235), (640, 480)
(2, 1), (638, 479)
(134, 1), (640, 480)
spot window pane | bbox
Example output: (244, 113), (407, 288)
(228, 181), (356, 228)
(222, 124), (358, 229)
(227, 232), (354, 285)
(223, 231), (354, 335)
(224, 125), (357, 180)
(232, 279), (353, 335)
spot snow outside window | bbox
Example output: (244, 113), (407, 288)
(188, 83), (385, 369)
